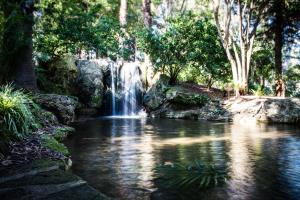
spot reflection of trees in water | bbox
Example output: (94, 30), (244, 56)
(67, 119), (300, 200)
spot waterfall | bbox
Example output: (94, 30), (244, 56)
(109, 61), (142, 116)
(110, 63), (116, 115)
(120, 62), (142, 116)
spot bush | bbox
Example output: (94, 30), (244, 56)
(285, 65), (300, 97)
(0, 85), (40, 152)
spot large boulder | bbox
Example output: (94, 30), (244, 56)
(35, 94), (79, 125)
(227, 97), (300, 124)
(143, 74), (170, 111)
(76, 60), (108, 108)
(144, 75), (216, 119)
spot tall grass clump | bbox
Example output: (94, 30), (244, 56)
(0, 85), (39, 152)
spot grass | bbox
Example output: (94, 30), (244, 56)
(41, 135), (69, 156)
(0, 85), (40, 152)
(53, 126), (75, 142)
(155, 160), (228, 190)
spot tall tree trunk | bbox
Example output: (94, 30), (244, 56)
(119, 0), (127, 27)
(142, 0), (151, 28)
(274, 0), (285, 97)
(2, 0), (37, 90)
(142, 0), (152, 89)
(213, 0), (266, 97)
(274, 0), (284, 79)
(118, 0), (127, 61)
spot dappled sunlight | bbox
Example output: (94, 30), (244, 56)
(149, 131), (290, 147)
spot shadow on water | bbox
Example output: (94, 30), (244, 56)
(65, 118), (300, 200)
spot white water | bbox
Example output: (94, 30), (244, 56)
(120, 62), (141, 116)
(110, 63), (116, 115)
(110, 62), (143, 116)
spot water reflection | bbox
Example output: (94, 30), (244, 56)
(65, 119), (300, 200)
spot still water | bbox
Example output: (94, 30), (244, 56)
(65, 118), (300, 200)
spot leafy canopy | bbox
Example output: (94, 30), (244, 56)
(136, 12), (230, 85)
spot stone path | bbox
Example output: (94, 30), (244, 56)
(0, 160), (112, 200)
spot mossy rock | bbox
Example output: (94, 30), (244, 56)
(34, 109), (59, 127)
(53, 126), (75, 142)
(41, 135), (69, 156)
(166, 87), (210, 107)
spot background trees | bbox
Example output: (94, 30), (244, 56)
(0, 0), (298, 97)
(262, 0), (300, 81)
(137, 13), (230, 86)
(213, 0), (271, 95)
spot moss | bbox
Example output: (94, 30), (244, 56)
(41, 135), (69, 156)
(53, 126), (75, 142)
(37, 55), (78, 95)
(91, 94), (102, 106)
(166, 88), (210, 106)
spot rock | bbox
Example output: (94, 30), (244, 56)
(144, 76), (212, 120)
(37, 55), (78, 95)
(76, 60), (107, 108)
(34, 109), (59, 127)
(143, 74), (170, 111)
(0, 159), (112, 200)
(35, 94), (78, 124)
(227, 97), (300, 124)
(165, 86), (209, 107)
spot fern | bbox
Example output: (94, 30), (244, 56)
(155, 160), (228, 190)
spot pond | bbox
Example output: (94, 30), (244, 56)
(65, 118), (300, 200)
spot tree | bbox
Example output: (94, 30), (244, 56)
(142, 0), (152, 28)
(1, 0), (37, 90)
(213, 0), (270, 96)
(260, 0), (300, 96)
(137, 13), (229, 86)
(250, 43), (274, 89)
(119, 0), (127, 27)
(34, 0), (119, 60)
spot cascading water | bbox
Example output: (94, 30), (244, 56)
(110, 63), (116, 115)
(120, 62), (142, 116)
(109, 61), (143, 116)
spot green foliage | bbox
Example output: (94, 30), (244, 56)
(136, 12), (230, 85)
(34, 0), (120, 59)
(251, 85), (266, 97)
(250, 43), (275, 86)
(0, 85), (39, 151)
(53, 126), (75, 142)
(41, 135), (69, 156)
(155, 160), (228, 190)
(285, 65), (300, 97)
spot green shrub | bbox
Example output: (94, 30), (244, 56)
(0, 85), (40, 151)
(41, 135), (69, 156)
(285, 65), (300, 97)
(251, 86), (265, 96)
(155, 160), (228, 190)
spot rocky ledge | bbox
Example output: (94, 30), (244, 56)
(144, 75), (300, 125)
(143, 75), (230, 121)
(0, 159), (112, 200)
(226, 97), (300, 124)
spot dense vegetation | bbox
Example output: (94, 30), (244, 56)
(0, 85), (39, 151)
(0, 0), (298, 96)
